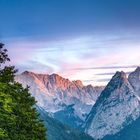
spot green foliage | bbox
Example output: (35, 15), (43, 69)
(0, 43), (46, 140)
(0, 66), (17, 83)
(0, 43), (10, 64)
(0, 42), (17, 83)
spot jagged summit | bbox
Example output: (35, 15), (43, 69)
(128, 67), (140, 93)
(94, 71), (129, 104)
(22, 70), (49, 76)
(22, 70), (29, 74)
(135, 66), (140, 72)
(21, 71), (85, 88)
(49, 73), (64, 80)
(21, 71), (49, 78)
(111, 71), (127, 84)
(22, 70), (32, 75)
(115, 71), (126, 78)
(15, 71), (102, 127)
(73, 80), (83, 87)
(84, 69), (140, 139)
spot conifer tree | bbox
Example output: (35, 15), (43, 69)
(0, 43), (46, 140)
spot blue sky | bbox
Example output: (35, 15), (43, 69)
(0, 0), (140, 85)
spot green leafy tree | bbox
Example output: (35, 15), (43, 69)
(0, 43), (46, 140)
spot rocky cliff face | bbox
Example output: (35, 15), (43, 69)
(84, 68), (140, 139)
(15, 71), (103, 128)
(128, 67), (140, 94)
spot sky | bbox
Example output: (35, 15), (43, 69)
(0, 0), (140, 85)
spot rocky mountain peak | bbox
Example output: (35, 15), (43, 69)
(129, 67), (140, 78)
(48, 73), (74, 90)
(111, 71), (127, 83)
(49, 73), (64, 83)
(128, 67), (140, 93)
(101, 71), (128, 96)
(135, 66), (140, 73)
(73, 80), (84, 87)
(50, 73), (62, 78)
(84, 69), (140, 139)
(22, 70), (30, 74)
(22, 70), (33, 75)
(21, 71), (45, 77)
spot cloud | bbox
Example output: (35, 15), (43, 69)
(16, 60), (54, 73)
(5, 33), (140, 86)
(70, 65), (138, 71)
(96, 71), (132, 76)
(96, 78), (111, 82)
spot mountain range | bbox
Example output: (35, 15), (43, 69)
(15, 67), (140, 140)
(15, 71), (103, 129)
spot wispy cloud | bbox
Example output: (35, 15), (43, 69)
(5, 33), (140, 86)
(96, 71), (132, 76)
(96, 78), (111, 82)
(70, 65), (138, 71)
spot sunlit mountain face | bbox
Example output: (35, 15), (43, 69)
(1, 0), (140, 86)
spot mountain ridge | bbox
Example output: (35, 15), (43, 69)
(84, 67), (140, 139)
(15, 71), (103, 129)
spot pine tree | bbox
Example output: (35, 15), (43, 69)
(0, 43), (46, 140)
